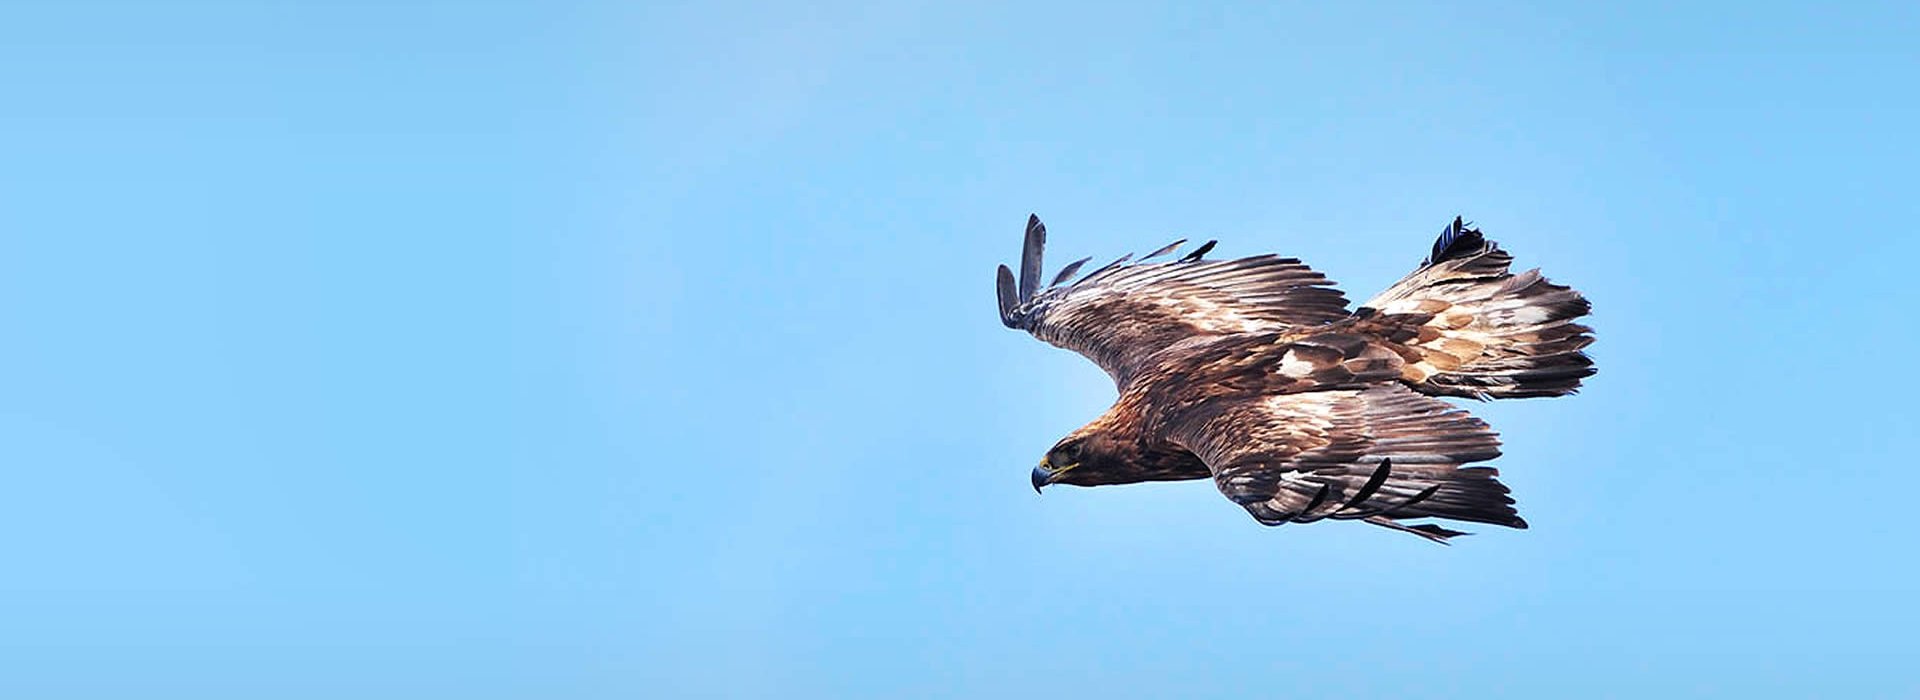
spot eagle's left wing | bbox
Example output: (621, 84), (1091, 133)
(1165, 383), (1527, 543)
(996, 215), (1350, 385)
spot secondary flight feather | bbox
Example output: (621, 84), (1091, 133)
(996, 215), (1594, 542)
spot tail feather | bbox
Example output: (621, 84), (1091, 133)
(1361, 218), (1595, 399)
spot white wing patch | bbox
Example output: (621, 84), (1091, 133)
(1276, 349), (1318, 378)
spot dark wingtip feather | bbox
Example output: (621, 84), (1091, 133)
(1051, 256), (1093, 286)
(1142, 238), (1187, 261)
(1337, 459), (1394, 515)
(1383, 482), (1444, 516)
(1019, 215), (1047, 302)
(1179, 240), (1217, 263)
(1077, 253), (1134, 284)
(1407, 524), (1472, 543)
(1365, 515), (1471, 544)
(1424, 216), (1486, 266)
(1296, 484), (1334, 520)
(995, 264), (1019, 327)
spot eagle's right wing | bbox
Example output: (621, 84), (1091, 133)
(1165, 383), (1527, 543)
(996, 215), (1351, 386)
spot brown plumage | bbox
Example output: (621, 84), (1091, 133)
(998, 215), (1594, 543)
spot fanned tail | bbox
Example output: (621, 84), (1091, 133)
(1359, 217), (1595, 400)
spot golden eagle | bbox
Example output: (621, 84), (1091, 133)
(997, 215), (1594, 542)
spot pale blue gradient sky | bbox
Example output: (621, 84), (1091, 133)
(3, 1), (1917, 697)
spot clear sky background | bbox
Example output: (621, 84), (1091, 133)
(3, 1), (1917, 697)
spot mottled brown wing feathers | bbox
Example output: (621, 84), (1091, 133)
(997, 216), (1350, 385)
(1194, 330), (1408, 397)
(1167, 384), (1525, 542)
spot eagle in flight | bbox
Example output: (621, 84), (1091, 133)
(996, 215), (1594, 542)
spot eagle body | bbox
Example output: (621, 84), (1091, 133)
(997, 216), (1594, 542)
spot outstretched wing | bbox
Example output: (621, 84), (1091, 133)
(1166, 383), (1526, 543)
(996, 215), (1350, 385)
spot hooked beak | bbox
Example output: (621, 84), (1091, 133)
(1031, 457), (1077, 493)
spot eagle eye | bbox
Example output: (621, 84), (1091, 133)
(1053, 442), (1083, 464)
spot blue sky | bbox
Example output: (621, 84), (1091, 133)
(3, 0), (1917, 697)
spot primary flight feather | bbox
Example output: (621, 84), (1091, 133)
(996, 215), (1594, 543)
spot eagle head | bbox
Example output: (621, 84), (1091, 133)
(1031, 432), (1117, 492)
(1032, 428), (1208, 491)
